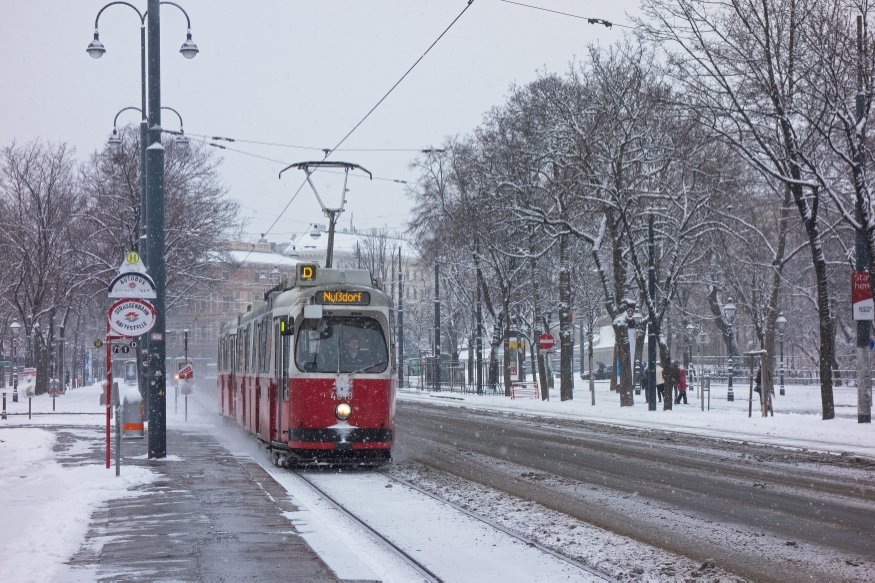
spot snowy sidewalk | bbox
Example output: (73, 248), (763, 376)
(65, 429), (336, 582)
(399, 378), (875, 457)
(0, 383), (336, 582)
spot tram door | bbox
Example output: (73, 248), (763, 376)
(228, 334), (236, 416)
(274, 317), (291, 441)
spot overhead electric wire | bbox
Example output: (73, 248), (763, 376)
(321, 0), (476, 159)
(206, 141), (409, 184)
(236, 0), (476, 263)
(196, 133), (424, 153)
(497, 0), (631, 28)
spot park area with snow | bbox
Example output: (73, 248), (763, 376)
(400, 377), (875, 457)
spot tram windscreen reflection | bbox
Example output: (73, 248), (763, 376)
(295, 316), (388, 373)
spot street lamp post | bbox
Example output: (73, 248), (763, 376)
(631, 307), (643, 396)
(776, 311), (787, 396)
(10, 321), (21, 403)
(724, 296), (737, 402)
(686, 323), (695, 394)
(89, 0), (199, 458)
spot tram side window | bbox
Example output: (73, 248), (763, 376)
(262, 317), (271, 374)
(295, 317), (388, 374)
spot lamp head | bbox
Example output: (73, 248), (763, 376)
(775, 311), (787, 333)
(724, 296), (736, 321)
(179, 31), (199, 59)
(174, 129), (190, 149)
(107, 128), (122, 149)
(86, 32), (106, 59)
(10, 320), (21, 337)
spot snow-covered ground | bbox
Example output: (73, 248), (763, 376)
(0, 424), (155, 582)
(1, 380), (119, 426)
(400, 378), (875, 457)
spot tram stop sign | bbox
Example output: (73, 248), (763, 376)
(539, 333), (555, 350)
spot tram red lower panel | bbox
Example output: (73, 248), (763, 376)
(219, 373), (395, 452)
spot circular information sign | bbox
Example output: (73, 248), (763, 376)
(538, 333), (555, 350)
(108, 298), (156, 336)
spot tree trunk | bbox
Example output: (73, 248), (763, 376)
(793, 184), (835, 420)
(615, 323), (634, 406)
(558, 234), (573, 401)
(531, 255), (549, 400)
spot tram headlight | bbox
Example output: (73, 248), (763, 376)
(335, 402), (351, 420)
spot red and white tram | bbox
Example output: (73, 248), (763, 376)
(217, 263), (396, 466)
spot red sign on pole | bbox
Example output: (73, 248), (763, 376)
(853, 271), (874, 320)
(539, 333), (555, 350)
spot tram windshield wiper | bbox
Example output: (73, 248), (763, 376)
(350, 360), (388, 375)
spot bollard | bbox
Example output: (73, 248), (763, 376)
(2, 392), (6, 420)
(28, 397), (31, 420)
(122, 389), (145, 439)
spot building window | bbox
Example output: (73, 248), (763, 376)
(201, 326), (208, 340)
(222, 271), (230, 281)
(223, 296), (230, 310)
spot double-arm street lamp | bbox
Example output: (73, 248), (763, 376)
(776, 311), (787, 396)
(10, 320), (21, 403)
(724, 296), (737, 402)
(108, 106), (190, 149)
(88, 0), (199, 459)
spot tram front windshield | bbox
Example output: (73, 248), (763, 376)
(296, 316), (388, 374)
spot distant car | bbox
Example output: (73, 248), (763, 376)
(581, 362), (611, 381)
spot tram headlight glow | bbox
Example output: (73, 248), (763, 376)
(335, 402), (352, 420)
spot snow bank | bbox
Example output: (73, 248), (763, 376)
(0, 427), (155, 582)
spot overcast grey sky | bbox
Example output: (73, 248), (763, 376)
(0, 0), (640, 243)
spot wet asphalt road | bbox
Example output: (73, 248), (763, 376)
(393, 400), (875, 582)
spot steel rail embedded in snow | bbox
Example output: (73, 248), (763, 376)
(292, 470), (443, 583)
(381, 471), (618, 583)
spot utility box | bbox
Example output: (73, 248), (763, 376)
(121, 388), (145, 439)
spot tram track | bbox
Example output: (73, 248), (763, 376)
(378, 470), (617, 582)
(291, 466), (615, 583)
(292, 469), (443, 583)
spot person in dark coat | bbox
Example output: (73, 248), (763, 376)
(675, 365), (688, 404)
(664, 361), (681, 403)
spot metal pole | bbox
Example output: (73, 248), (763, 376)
(434, 260), (440, 391)
(115, 382), (121, 476)
(476, 271), (483, 396)
(146, 0), (167, 457)
(780, 333), (785, 396)
(727, 355), (734, 402)
(12, 335), (17, 403)
(106, 322), (112, 469)
(856, 15), (873, 424)
(397, 247), (404, 389)
(325, 210), (337, 268)
(184, 330), (188, 422)
(647, 215), (657, 411)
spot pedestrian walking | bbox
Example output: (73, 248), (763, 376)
(675, 365), (688, 404)
(656, 364), (664, 402)
(754, 366), (762, 402)
(665, 360), (681, 403)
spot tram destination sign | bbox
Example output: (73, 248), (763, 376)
(108, 272), (156, 299)
(315, 290), (371, 306)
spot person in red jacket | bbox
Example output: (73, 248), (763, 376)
(675, 363), (689, 404)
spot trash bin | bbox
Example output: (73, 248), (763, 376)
(122, 388), (145, 439)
